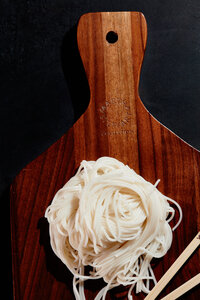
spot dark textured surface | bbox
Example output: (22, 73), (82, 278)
(0, 0), (200, 194)
(10, 11), (200, 300)
(1, 1), (200, 299)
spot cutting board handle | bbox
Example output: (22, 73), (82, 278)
(77, 12), (147, 101)
(75, 12), (147, 169)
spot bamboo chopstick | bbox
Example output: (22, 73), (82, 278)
(161, 273), (200, 300)
(144, 232), (200, 300)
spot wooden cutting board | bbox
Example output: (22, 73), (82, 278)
(10, 12), (200, 300)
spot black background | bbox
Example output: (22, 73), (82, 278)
(1, 1), (200, 298)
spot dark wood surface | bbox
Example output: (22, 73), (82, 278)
(10, 12), (200, 299)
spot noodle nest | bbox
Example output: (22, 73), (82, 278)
(45, 157), (182, 299)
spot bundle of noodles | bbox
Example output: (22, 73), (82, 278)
(45, 157), (182, 300)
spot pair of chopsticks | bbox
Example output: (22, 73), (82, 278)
(145, 232), (200, 300)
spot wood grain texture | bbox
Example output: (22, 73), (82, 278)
(10, 12), (200, 300)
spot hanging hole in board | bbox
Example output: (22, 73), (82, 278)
(106, 31), (118, 44)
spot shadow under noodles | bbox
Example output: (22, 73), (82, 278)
(38, 217), (116, 298)
(38, 217), (74, 293)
